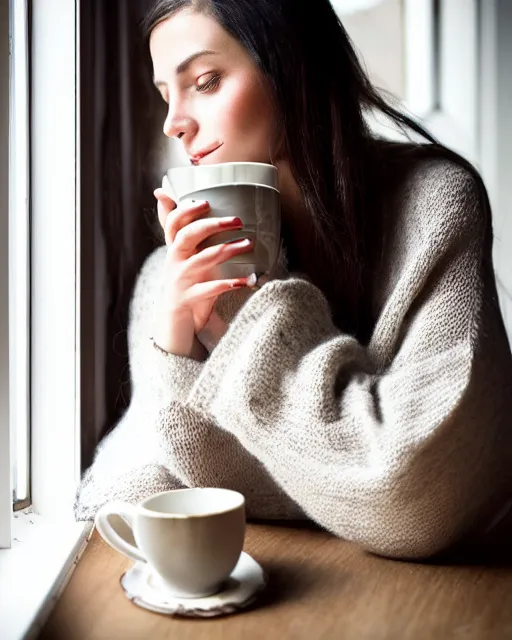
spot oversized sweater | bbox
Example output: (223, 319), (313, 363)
(74, 154), (512, 560)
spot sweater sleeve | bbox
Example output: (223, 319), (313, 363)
(127, 246), (205, 407)
(184, 164), (512, 559)
(74, 245), (303, 521)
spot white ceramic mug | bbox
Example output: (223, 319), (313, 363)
(164, 162), (281, 279)
(166, 162), (278, 200)
(95, 488), (246, 598)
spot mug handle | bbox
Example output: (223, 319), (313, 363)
(95, 501), (146, 563)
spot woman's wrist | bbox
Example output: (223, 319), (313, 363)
(152, 308), (206, 360)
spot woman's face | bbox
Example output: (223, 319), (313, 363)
(149, 10), (276, 165)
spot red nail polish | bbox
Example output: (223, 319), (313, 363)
(222, 217), (243, 227)
(230, 281), (247, 289)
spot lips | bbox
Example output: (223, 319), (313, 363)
(189, 141), (223, 165)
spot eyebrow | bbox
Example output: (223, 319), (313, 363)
(153, 50), (219, 88)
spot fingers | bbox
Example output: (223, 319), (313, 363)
(155, 193), (246, 258)
(186, 237), (254, 272)
(172, 215), (244, 255)
(185, 276), (254, 305)
(153, 188), (176, 235)
(165, 200), (213, 246)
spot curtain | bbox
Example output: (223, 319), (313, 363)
(80, 0), (167, 468)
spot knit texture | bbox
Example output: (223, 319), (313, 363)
(74, 155), (512, 559)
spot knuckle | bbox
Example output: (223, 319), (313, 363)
(167, 245), (183, 266)
(198, 243), (223, 263)
(173, 225), (188, 246)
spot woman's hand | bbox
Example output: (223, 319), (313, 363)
(151, 187), (254, 359)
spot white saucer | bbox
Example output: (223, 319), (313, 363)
(120, 552), (267, 618)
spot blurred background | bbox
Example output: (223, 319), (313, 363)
(80, 0), (512, 466)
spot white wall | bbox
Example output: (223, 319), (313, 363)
(341, 0), (404, 100)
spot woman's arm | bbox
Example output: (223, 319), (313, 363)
(128, 246), (205, 407)
(73, 404), (186, 521)
(183, 162), (512, 559)
(74, 246), (301, 521)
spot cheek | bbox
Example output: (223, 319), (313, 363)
(216, 75), (273, 140)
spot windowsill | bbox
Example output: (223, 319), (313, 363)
(0, 508), (93, 640)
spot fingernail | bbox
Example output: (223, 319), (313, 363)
(226, 237), (251, 246)
(221, 217), (243, 227)
(247, 273), (258, 287)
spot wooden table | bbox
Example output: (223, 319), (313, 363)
(41, 523), (512, 640)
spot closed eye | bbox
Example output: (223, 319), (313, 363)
(196, 74), (221, 93)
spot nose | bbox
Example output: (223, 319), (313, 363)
(163, 100), (196, 140)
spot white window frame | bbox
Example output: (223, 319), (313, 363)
(30, 0), (80, 522)
(403, 0), (479, 164)
(9, 0), (30, 513)
(0, 2), (92, 639)
(0, 0), (13, 552)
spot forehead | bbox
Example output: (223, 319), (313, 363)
(149, 10), (238, 75)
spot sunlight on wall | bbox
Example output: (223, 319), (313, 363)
(339, 0), (404, 101)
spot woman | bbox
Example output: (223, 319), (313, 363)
(74, 0), (512, 560)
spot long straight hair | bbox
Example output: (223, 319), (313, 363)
(142, 0), (473, 337)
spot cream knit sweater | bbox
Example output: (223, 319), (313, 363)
(74, 154), (512, 559)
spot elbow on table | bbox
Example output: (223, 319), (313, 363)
(354, 495), (479, 561)
(357, 521), (456, 561)
(325, 497), (468, 561)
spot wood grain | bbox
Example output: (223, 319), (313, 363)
(40, 524), (512, 640)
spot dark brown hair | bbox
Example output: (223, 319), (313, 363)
(143, 0), (479, 338)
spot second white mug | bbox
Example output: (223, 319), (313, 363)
(95, 487), (246, 598)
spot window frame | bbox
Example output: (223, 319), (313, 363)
(29, 0), (81, 520)
(0, 0), (92, 637)
(0, 0), (12, 553)
(403, 0), (479, 164)
(9, 0), (30, 512)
